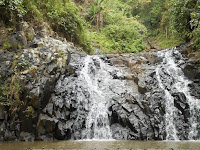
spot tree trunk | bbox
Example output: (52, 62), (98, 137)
(147, 38), (155, 49)
(100, 12), (103, 29)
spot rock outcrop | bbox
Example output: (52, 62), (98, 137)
(0, 22), (85, 141)
(0, 22), (200, 141)
(106, 46), (200, 140)
(37, 45), (200, 141)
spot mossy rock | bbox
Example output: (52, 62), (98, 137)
(8, 32), (27, 50)
(2, 39), (11, 50)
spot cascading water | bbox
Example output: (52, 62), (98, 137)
(156, 66), (178, 140)
(70, 55), (131, 140)
(78, 56), (112, 139)
(156, 47), (200, 140)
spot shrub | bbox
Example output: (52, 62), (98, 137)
(23, 106), (35, 117)
(103, 23), (146, 53)
(37, 0), (93, 53)
(89, 13), (147, 53)
(0, 0), (26, 24)
(18, 59), (31, 71)
(0, 76), (21, 108)
(169, 0), (197, 41)
(2, 39), (11, 50)
(190, 27), (200, 50)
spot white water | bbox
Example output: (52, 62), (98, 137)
(156, 48), (200, 140)
(156, 49), (179, 140)
(78, 55), (128, 140)
(156, 71), (179, 140)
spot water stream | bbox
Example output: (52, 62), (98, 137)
(79, 56), (112, 139)
(71, 55), (131, 140)
(156, 47), (200, 140)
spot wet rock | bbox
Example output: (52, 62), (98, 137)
(20, 116), (36, 133)
(0, 122), (6, 141)
(144, 52), (159, 64)
(9, 31), (28, 49)
(45, 103), (54, 115)
(16, 31), (28, 48)
(0, 106), (5, 120)
(183, 64), (196, 79)
(37, 114), (58, 134)
(20, 132), (35, 142)
(40, 76), (59, 109)
(111, 124), (129, 140)
(138, 83), (147, 94)
(128, 113), (140, 132)
(4, 130), (16, 141)
(54, 122), (66, 140)
(37, 135), (53, 141)
(17, 22), (29, 32)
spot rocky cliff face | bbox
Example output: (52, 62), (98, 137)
(106, 46), (200, 140)
(36, 45), (200, 141)
(0, 23), (200, 141)
(0, 22), (86, 141)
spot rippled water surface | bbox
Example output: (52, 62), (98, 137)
(0, 140), (200, 150)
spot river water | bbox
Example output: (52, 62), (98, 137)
(0, 140), (200, 149)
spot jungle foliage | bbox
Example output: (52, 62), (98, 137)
(129, 0), (200, 49)
(169, 0), (200, 50)
(0, 0), (92, 53)
(0, 0), (199, 52)
(87, 0), (147, 53)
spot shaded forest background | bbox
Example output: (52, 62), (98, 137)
(0, 0), (200, 54)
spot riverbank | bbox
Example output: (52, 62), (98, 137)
(23, 148), (197, 150)
(1, 140), (200, 150)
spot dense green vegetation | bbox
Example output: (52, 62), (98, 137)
(130, 0), (200, 49)
(0, 0), (199, 52)
(0, 0), (92, 53)
(86, 0), (147, 53)
(169, 0), (200, 50)
(0, 53), (32, 112)
(85, 0), (200, 52)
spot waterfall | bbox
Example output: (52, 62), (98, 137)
(156, 68), (178, 140)
(156, 48), (179, 140)
(156, 47), (200, 140)
(73, 55), (129, 140)
(78, 55), (112, 139)
(52, 46), (199, 141)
